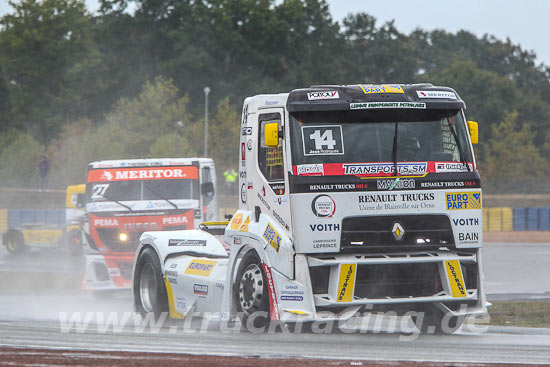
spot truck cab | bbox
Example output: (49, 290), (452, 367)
(229, 84), (485, 325)
(83, 158), (217, 291)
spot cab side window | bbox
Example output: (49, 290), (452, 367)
(258, 113), (284, 182)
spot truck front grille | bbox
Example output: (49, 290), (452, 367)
(340, 214), (454, 253)
(354, 263), (442, 298)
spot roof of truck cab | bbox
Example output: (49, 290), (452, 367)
(286, 83), (465, 112)
(88, 157), (214, 169)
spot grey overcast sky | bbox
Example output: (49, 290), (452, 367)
(0, 0), (549, 66)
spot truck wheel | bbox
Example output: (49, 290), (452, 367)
(66, 229), (83, 257)
(133, 247), (169, 319)
(235, 251), (270, 331)
(3, 230), (27, 255)
(415, 305), (464, 334)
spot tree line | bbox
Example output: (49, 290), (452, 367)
(0, 0), (548, 193)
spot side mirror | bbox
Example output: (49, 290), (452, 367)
(76, 193), (86, 208)
(467, 121), (478, 144)
(201, 182), (215, 198)
(264, 122), (279, 147)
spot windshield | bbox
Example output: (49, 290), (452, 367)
(87, 179), (199, 202)
(290, 109), (473, 176)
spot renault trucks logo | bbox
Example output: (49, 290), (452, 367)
(311, 194), (336, 217)
(392, 222), (405, 241)
(307, 91), (339, 100)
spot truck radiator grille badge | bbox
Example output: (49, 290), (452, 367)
(392, 222), (405, 241)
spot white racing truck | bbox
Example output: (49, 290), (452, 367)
(132, 84), (486, 333)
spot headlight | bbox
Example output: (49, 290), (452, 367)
(119, 232), (129, 242)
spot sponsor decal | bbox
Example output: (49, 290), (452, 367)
(215, 280), (226, 289)
(184, 260), (217, 277)
(313, 239), (337, 249)
(262, 263), (280, 320)
(281, 295), (304, 301)
(296, 164), (324, 175)
(257, 192), (271, 211)
(360, 84), (404, 94)
(247, 181), (253, 190)
(265, 100), (278, 105)
(358, 193), (435, 211)
(269, 183), (285, 195)
(263, 223), (281, 252)
(233, 236), (242, 245)
(123, 222), (157, 231)
(350, 102), (426, 110)
(169, 263), (177, 268)
(309, 223), (340, 231)
(445, 260), (467, 298)
(311, 194), (336, 217)
(307, 91), (340, 100)
(88, 166), (198, 182)
(193, 284), (208, 296)
(343, 162), (427, 176)
(108, 268), (120, 277)
(458, 232), (479, 244)
(239, 216), (250, 232)
(230, 213), (243, 230)
(273, 210), (289, 230)
(247, 139), (253, 150)
(241, 143), (246, 167)
(273, 196), (289, 206)
(240, 183), (247, 204)
(435, 162), (473, 173)
(358, 193), (434, 203)
(416, 90), (457, 99)
(420, 180), (478, 189)
(239, 171), (246, 178)
(165, 270), (178, 284)
(162, 215), (189, 225)
(337, 264), (356, 302)
(377, 178), (415, 190)
(94, 218), (119, 227)
(309, 183), (359, 192)
(241, 127), (252, 135)
(452, 218), (479, 226)
(302, 125), (344, 156)
(446, 192), (482, 210)
(168, 239), (207, 246)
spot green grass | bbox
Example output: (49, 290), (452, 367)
(488, 301), (550, 328)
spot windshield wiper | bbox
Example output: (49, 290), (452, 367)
(447, 120), (471, 172)
(101, 193), (133, 212)
(391, 122), (399, 176)
(145, 186), (178, 209)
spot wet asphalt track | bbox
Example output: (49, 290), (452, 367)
(0, 242), (549, 364)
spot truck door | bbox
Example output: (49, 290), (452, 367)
(254, 109), (292, 234)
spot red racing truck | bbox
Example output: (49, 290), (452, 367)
(81, 158), (217, 292)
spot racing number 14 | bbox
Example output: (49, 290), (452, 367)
(310, 129), (336, 150)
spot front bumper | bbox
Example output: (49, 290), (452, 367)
(305, 249), (486, 319)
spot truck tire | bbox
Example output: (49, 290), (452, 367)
(235, 250), (271, 331)
(133, 247), (169, 319)
(66, 229), (83, 257)
(3, 229), (27, 255)
(415, 305), (464, 334)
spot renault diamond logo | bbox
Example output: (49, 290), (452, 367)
(392, 222), (405, 241)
